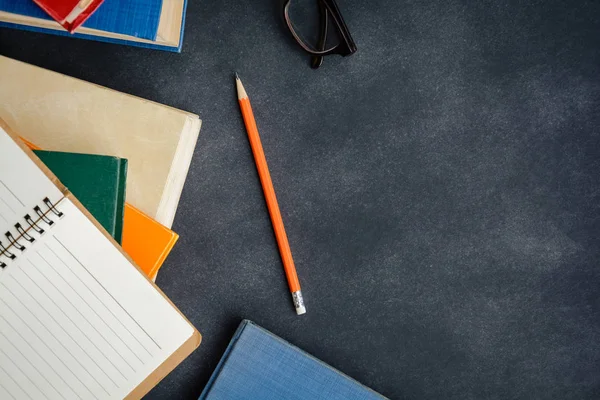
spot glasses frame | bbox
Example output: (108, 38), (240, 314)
(283, 0), (357, 68)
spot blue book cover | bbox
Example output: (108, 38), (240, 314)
(0, 0), (163, 40)
(200, 320), (387, 400)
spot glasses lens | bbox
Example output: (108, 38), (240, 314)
(287, 0), (340, 53)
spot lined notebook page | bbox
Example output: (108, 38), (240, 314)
(0, 128), (195, 399)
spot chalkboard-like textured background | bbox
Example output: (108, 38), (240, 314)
(1, 0), (599, 398)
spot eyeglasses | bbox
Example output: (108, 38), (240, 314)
(283, 0), (357, 69)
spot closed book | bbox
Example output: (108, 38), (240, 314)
(0, 0), (188, 51)
(32, 0), (104, 32)
(200, 321), (387, 400)
(123, 203), (179, 281)
(33, 149), (127, 244)
(0, 55), (201, 228)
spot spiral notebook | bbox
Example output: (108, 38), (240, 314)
(0, 120), (201, 399)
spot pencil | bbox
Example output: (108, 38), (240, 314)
(235, 73), (306, 315)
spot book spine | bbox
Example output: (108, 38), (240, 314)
(0, 197), (64, 268)
(114, 159), (127, 244)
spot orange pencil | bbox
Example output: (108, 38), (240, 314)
(235, 74), (306, 315)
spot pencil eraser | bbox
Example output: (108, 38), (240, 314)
(292, 290), (306, 315)
(296, 305), (307, 315)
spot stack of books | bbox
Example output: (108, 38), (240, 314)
(0, 0), (190, 51)
(0, 55), (201, 280)
(0, 55), (202, 398)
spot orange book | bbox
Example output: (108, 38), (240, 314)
(123, 203), (179, 280)
(21, 136), (178, 280)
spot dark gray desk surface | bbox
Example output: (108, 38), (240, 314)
(2, 0), (600, 398)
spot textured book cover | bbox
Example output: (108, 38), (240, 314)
(32, 0), (104, 32)
(0, 0), (162, 39)
(0, 0), (191, 51)
(34, 150), (127, 244)
(200, 320), (388, 400)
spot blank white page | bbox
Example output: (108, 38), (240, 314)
(0, 127), (64, 236)
(0, 129), (195, 399)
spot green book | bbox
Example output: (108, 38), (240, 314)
(33, 150), (128, 244)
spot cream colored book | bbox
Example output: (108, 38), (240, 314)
(0, 119), (201, 399)
(0, 55), (201, 229)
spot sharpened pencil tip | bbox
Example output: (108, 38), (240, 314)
(235, 74), (248, 100)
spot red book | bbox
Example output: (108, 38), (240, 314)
(32, 0), (104, 32)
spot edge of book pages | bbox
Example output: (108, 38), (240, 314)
(1, 118), (202, 399)
(0, 0), (184, 47)
(160, 115), (201, 229)
(0, 55), (202, 229)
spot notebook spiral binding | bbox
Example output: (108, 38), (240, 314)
(0, 197), (63, 269)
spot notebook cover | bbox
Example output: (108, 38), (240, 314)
(2, 117), (202, 400)
(0, 55), (201, 228)
(33, 150), (127, 244)
(123, 203), (179, 280)
(0, 0), (162, 39)
(199, 320), (387, 400)
(32, 0), (105, 32)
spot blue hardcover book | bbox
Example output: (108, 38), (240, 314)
(200, 320), (387, 400)
(0, 0), (188, 52)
